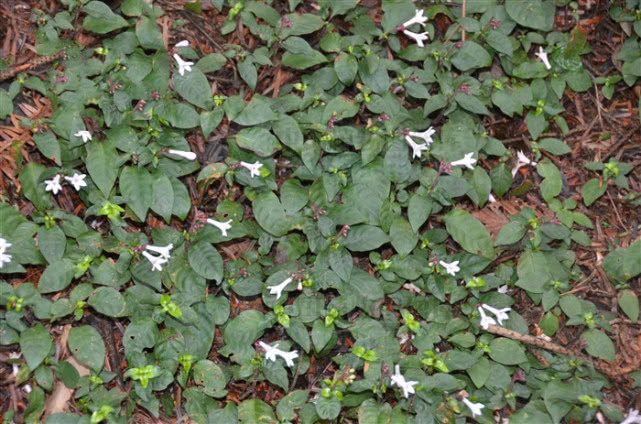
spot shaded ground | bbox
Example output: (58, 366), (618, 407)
(1, 0), (640, 421)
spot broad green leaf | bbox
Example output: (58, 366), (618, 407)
(505, 0), (555, 31)
(273, 115), (304, 153)
(238, 59), (257, 91)
(253, 191), (289, 236)
(135, 16), (163, 50)
(444, 209), (494, 259)
(408, 191), (432, 233)
(582, 329), (615, 361)
(20, 163), (52, 211)
(329, 246), (352, 282)
(312, 320), (333, 352)
(38, 259), (75, 294)
(173, 68), (213, 110)
(236, 128), (281, 157)
(342, 225), (389, 252)
(537, 160), (562, 202)
(193, 360), (227, 397)
(68, 325), (105, 371)
(335, 53), (358, 85)
(120, 166), (152, 221)
(37, 226), (66, 264)
(581, 178), (607, 206)
(384, 139), (411, 183)
(20, 324), (52, 370)
(276, 390), (309, 422)
(170, 177), (191, 221)
(280, 13), (325, 38)
(238, 399), (276, 423)
(389, 217), (418, 257)
(485, 30), (513, 56)
(86, 140), (120, 196)
(188, 241), (223, 282)
(88, 287), (127, 317)
(516, 250), (552, 293)
(618, 289), (639, 322)
(33, 131), (62, 165)
(348, 268), (384, 300)
(496, 221), (526, 245)
(489, 338), (527, 365)
(233, 98), (275, 126)
(82, 1), (128, 33)
(151, 172), (174, 223)
(451, 41), (492, 71)
(316, 396), (341, 420)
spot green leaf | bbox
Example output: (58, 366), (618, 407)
(136, 16), (163, 50)
(196, 53), (227, 73)
(20, 324), (52, 370)
(618, 289), (639, 322)
(516, 250), (551, 293)
(253, 191), (289, 236)
(384, 139), (411, 183)
(490, 163), (513, 197)
(37, 226), (66, 264)
(489, 338), (527, 365)
(68, 325), (105, 371)
(200, 108), (224, 139)
(485, 30), (513, 56)
(173, 68), (213, 110)
(120, 166), (153, 221)
(455, 93), (489, 115)
(88, 287), (127, 317)
(193, 360), (227, 397)
(280, 179), (308, 214)
(342, 225), (389, 252)
(537, 160), (562, 202)
(348, 268), (384, 300)
(444, 209), (494, 259)
(188, 241), (223, 282)
(526, 111), (547, 140)
(82, 1), (129, 33)
(389, 217), (418, 257)
(86, 140), (120, 196)
(151, 172), (174, 223)
(451, 41), (492, 71)
(236, 128), (281, 157)
(329, 246), (352, 282)
(312, 320), (333, 352)
(496, 221), (526, 245)
(408, 191), (432, 233)
(33, 131), (62, 165)
(20, 163), (52, 211)
(582, 329), (615, 361)
(581, 178), (607, 206)
(335, 53), (358, 85)
(538, 138), (571, 155)
(170, 177), (191, 221)
(286, 319), (311, 353)
(505, 0), (555, 31)
(233, 98), (276, 126)
(315, 396), (341, 420)
(38, 259), (75, 294)
(238, 399), (276, 423)
(280, 13), (325, 38)
(276, 390), (309, 422)
(281, 37), (327, 69)
(238, 59), (257, 91)
(273, 115), (304, 153)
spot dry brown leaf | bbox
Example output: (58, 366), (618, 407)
(42, 381), (73, 419)
(472, 208), (509, 239)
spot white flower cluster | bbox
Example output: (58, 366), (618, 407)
(512, 150), (537, 177)
(477, 303), (512, 330)
(400, 10), (429, 47)
(0, 236), (12, 269)
(621, 409), (641, 424)
(207, 218), (233, 237)
(462, 397), (485, 418)
(44, 172), (88, 195)
(390, 364), (419, 398)
(142, 243), (173, 272)
(258, 341), (299, 367)
(239, 161), (263, 178)
(405, 127), (436, 159)
(268, 277), (293, 299)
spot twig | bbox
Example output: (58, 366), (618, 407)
(461, 0), (467, 41)
(289, 353), (303, 392)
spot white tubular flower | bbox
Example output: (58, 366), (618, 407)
(402, 30), (429, 48)
(0, 249), (11, 269)
(477, 306), (496, 330)
(511, 150), (537, 177)
(142, 251), (168, 272)
(145, 243), (174, 261)
(402, 9), (428, 28)
(9, 352), (20, 376)
(239, 161), (263, 178)
(462, 397), (485, 418)
(621, 409), (641, 424)
(450, 152), (477, 170)
(175, 40), (190, 48)
(390, 364), (419, 399)
(404, 135), (429, 159)
(64, 173), (87, 191)
(74, 130), (92, 143)
(0, 237), (12, 251)
(258, 341), (299, 367)
(408, 127), (436, 146)
(23, 384), (32, 393)
(439, 260), (460, 276)
(497, 285), (508, 294)
(173, 54), (194, 76)
(535, 46), (551, 70)
(167, 149), (197, 161)
(488, 193), (497, 203)
(482, 304), (511, 326)
(206, 218), (233, 237)
(44, 174), (63, 195)
(268, 277), (293, 299)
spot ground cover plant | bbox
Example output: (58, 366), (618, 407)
(0, 0), (641, 422)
